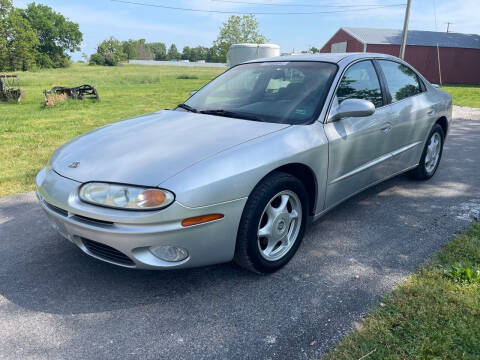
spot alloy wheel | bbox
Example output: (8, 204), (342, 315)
(257, 190), (303, 262)
(425, 132), (441, 174)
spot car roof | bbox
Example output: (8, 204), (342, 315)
(244, 52), (399, 64)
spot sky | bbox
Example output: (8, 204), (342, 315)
(12, 0), (480, 61)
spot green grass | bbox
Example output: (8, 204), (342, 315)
(442, 85), (480, 108)
(0, 63), (224, 197)
(325, 222), (480, 360)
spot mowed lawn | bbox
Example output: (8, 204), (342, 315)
(0, 63), (477, 197)
(0, 63), (224, 197)
(442, 85), (480, 108)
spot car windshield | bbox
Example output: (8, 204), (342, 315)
(183, 61), (338, 125)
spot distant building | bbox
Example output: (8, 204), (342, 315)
(320, 27), (480, 84)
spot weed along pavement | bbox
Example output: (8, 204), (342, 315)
(0, 106), (479, 359)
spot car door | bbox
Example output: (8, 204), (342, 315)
(323, 59), (393, 208)
(375, 59), (432, 174)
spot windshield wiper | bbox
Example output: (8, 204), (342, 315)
(176, 103), (198, 113)
(199, 109), (263, 122)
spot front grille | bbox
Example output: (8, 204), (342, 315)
(82, 238), (135, 266)
(73, 214), (113, 226)
(45, 201), (68, 217)
(43, 200), (113, 226)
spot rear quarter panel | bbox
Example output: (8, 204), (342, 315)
(433, 86), (453, 135)
(382, 82), (452, 175)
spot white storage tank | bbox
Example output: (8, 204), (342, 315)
(227, 43), (280, 67)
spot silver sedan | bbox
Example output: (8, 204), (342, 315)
(36, 53), (452, 273)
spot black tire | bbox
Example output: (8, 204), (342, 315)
(408, 123), (444, 180)
(234, 172), (309, 274)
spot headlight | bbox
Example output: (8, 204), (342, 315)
(79, 183), (174, 210)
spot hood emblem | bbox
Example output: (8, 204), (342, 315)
(68, 161), (80, 168)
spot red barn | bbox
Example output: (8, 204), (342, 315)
(320, 27), (480, 85)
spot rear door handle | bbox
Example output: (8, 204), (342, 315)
(380, 123), (392, 134)
(427, 110), (435, 116)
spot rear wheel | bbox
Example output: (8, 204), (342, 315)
(234, 172), (308, 274)
(409, 124), (444, 180)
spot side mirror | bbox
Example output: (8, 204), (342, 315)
(329, 98), (375, 122)
(189, 90), (198, 97)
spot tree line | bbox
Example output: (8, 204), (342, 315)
(89, 38), (225, 66)
(90, 14), (268, 66)
(0, 0), (82, 71)
(1, 5), (278, 70)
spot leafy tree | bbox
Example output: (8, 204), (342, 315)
(90, 37), (126, 66)
(180, 45), (211, 62)
(148, 42), (166, 60)
(310, 46), (320, 53)
(135, 39), (152, 60)
(191, 46), (209, 62)
(121, 39), (152, 61)
(212, 15), (268, 62)
(122, 39), (137, 60)
(181, 46), (191, 61)
(167, 44), (180, 60)
(0, 0), (38, 71)
(206, 46), (222, 63)
(89, 52), (105, 66)
(20, 3), (82, 68)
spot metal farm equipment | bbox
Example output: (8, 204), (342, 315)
(43, 84), (99, 106)
(0, 74), (25, 103)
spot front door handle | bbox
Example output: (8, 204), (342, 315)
(380, 123), (392, 134)
(427, 110), (435, 116)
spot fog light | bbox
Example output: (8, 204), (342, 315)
(150, 245), (189, 262)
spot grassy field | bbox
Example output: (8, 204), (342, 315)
(0, 63), (224, 197)
(442, 85), (480, 108)
(0, 64), (477, 197)
(326, 222), (480, 360)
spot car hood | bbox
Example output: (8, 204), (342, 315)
(52, 110), (289, 186)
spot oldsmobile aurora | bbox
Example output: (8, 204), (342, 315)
(36, 53), (452, 273)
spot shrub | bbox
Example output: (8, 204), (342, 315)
(89, 53), (105, 66)
(89, 37), (127, 66)
(176, 75), (199, 79)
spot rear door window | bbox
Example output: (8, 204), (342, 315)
(336, 60), (383, 108)
(377, 60), (422, 102)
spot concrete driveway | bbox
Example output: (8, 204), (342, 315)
(1, 107), (479, 360)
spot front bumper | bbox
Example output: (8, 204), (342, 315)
(36, 167), (247, 269)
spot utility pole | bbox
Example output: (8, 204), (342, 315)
(399, 0), (412, 59)
(446, 22), (453, 32)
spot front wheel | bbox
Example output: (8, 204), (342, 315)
(234, 172), (308, 274)
(409, 124), (444, 180)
